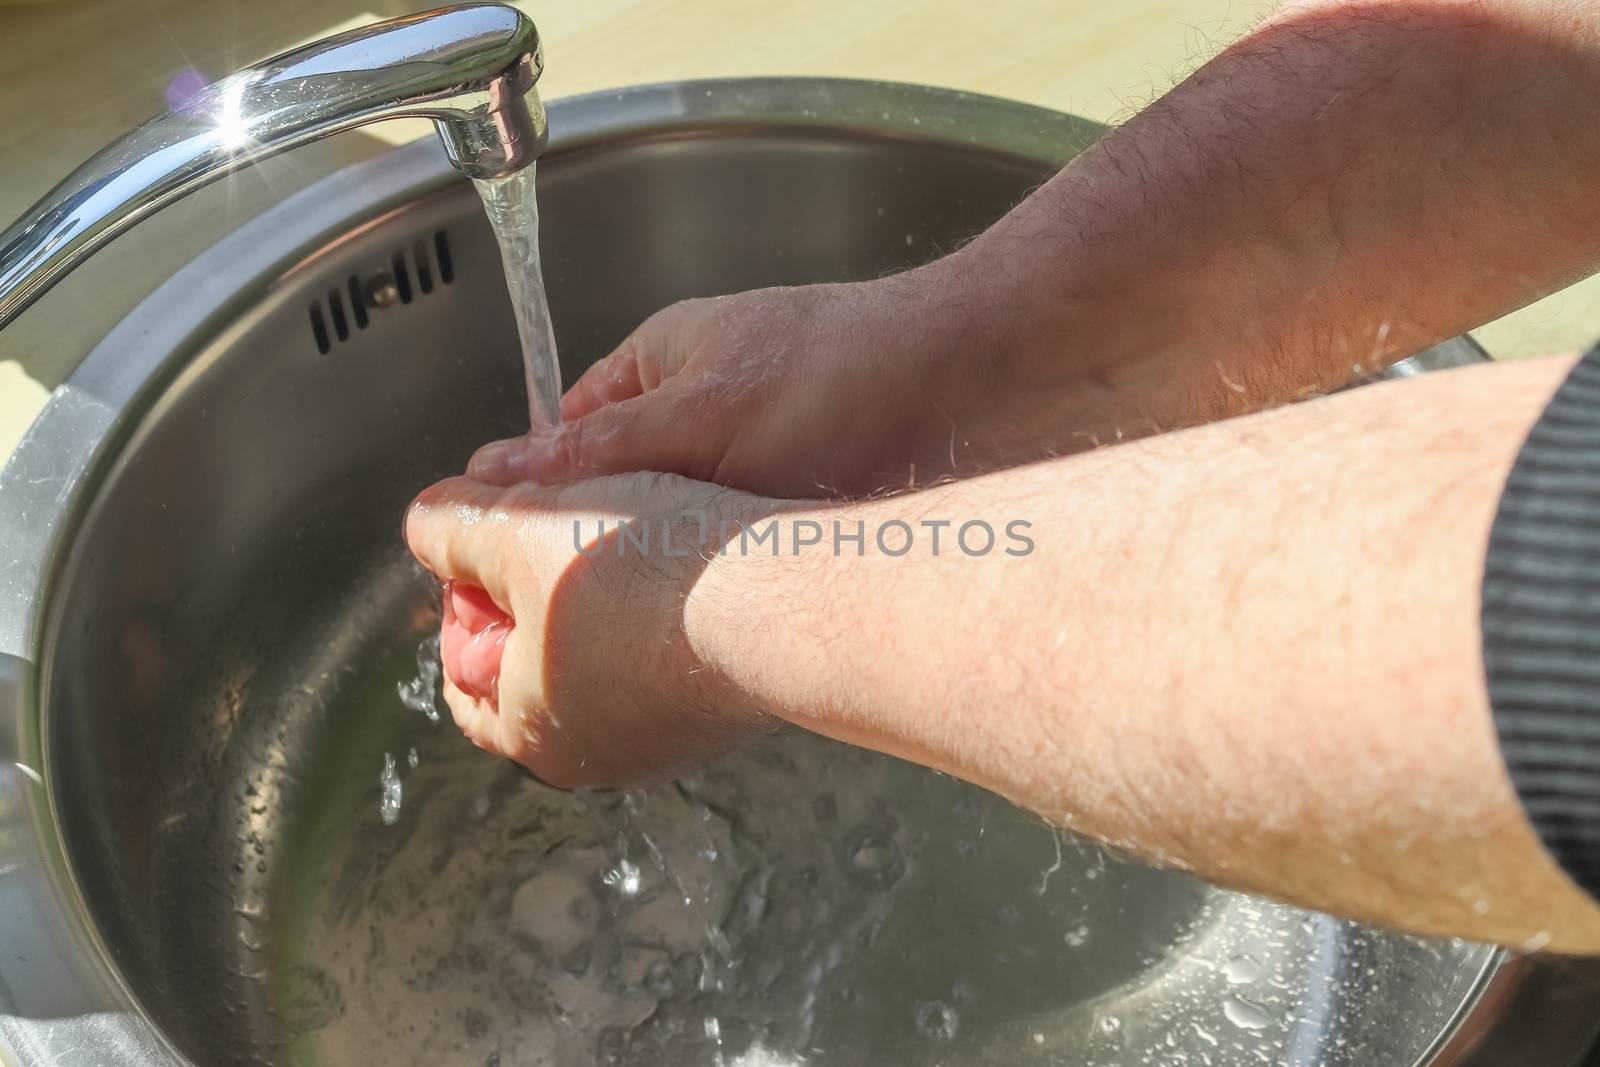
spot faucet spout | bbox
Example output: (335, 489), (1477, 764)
(0, 3), (546, 331)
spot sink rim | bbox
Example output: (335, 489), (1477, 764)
(0, 76), (1529, 1066)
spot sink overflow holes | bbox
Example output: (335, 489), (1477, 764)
(308, 230), (454, 355)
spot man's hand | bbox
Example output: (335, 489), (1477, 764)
(462, 253), (1281, 501)
(480, 0), (1600, 504)
(465, 268), (1090, 498)
(404, 471), (781, 786)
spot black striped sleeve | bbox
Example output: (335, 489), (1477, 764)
(1484, 345), (1600, 899)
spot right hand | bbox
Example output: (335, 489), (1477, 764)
(466, 260), (1119, 498)
(405, 470), (784, 788)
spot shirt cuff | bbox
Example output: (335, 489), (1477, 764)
(1484, 344), (1600, 900)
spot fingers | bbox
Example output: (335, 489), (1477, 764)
(410, 475), (642, 785)
(449, 580), (509, 633)
(468, 379), (711, 487)
(407, 477), (522, 719)
(560, 298), (708, 422)
(560, 344), (644, 422)
(404, 476), (517, 601)
(441, 674), (497, 753)
(440, 582), (511, 703)
(470, 297), (723, 487)
(443, 624), (568, 781)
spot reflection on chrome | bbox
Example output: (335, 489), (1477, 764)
(213, 74), (257, 153)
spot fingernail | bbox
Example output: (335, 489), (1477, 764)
(469, 439), (517, 482)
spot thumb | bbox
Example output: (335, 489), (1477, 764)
(468, 379), (716, 486)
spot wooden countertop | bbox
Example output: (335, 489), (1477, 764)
(2, 0), (1594, 461)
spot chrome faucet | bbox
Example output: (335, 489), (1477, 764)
(0, 3), (546, 330)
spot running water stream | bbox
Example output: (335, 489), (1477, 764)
(381, 164), (564, 819)
(475, 162), (564, 430)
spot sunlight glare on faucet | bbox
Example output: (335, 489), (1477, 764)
(214, 74), (254, 151)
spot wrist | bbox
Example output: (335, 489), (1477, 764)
(898, 247), (1035, 389)
(927, 204), (1239, 435)
(683, 484), (1007, 769)
(682, 503), (826, 727)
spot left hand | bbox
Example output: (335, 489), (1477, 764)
(403, 471), (780, 787)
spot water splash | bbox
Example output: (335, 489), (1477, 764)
(378, 752), (402, 826)
(396, 632), (441, 722)
(603, 857), (643, 898)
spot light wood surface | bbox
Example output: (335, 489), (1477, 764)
(1, 0), (1594, 461)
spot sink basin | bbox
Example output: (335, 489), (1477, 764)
(0, 78), (1593, 1067)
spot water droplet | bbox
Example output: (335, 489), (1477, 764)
(1064, 923), (1090, 947)
(1223, 996), (1273, 1031)
(843, 827), (905, 890)
(378, 752), (402, 826)
(915, 1000), (959, 1041)
(407, 747), (419, 768)
(1098, 1014), (1121, 1035)
(1223, 955), (1262, 985)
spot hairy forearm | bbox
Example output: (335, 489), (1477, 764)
(690, 353), (1600, 949)
(948, 0), (1600, 428)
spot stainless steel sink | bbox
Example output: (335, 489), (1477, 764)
(0, 78), (1595, 1067)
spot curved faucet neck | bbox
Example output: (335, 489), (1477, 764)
(0, 3), (546, 332)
